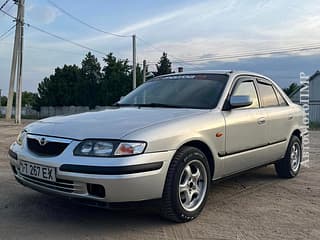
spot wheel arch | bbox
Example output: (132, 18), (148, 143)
(291, 129), (302, 141)
(177, 140), (215, 178)
(284, 128), (302, 153)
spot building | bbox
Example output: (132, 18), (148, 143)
(290, 70), (320, 123)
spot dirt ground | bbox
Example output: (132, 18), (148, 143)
(0, 120), (319, 240)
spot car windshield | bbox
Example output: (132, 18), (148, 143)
(117, 74), (229, 109)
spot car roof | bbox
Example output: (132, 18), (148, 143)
(156, 70), (272, 80)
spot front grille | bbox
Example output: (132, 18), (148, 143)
(27, 137), (69, 156)
(17, 173), (78, 193)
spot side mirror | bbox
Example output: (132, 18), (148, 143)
(230, 95), (252, 108)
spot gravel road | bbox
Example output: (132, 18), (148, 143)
(0, 120), (319, 240)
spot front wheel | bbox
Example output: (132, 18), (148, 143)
(160, 146), (211, 222)
(275, 135), (302, 178)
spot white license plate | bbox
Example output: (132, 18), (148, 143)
(19, 161), (56, 182)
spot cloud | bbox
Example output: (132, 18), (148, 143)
(19, 0), (320, 67)
(193, 54), (320, 87)
(27, 4), (60, 25)
(79, 0), (238, 44)
(2, 0), (320, 95)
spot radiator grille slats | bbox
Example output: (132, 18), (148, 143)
(27, 137), (69, 156)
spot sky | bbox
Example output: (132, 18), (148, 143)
(1, 0), (320, 96)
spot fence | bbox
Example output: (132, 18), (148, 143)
(0, 106), (39, 118)
(0, 106), (112, 119)
(310, 101), (320, 123)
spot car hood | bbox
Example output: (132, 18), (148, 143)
(26, 107), (207, 140)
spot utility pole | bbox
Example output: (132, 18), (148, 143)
(142, 60), (147, 83)
(6, 0), (22, 120)
(15, 0), (24, 124)
(132, 34), (136, 89)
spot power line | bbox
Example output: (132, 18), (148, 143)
(1, 0), (14, 14)
(0, 8), (108, 56)
(27, 24), (108, 56)
(0, 0), (10, 10)
(46, 0), (130, 38)
(136, 35), (194, 66)
(46, 0), (137, 87)
(188, 45), (320, 63)
(0, 23), (15, 40)
(147, 43), (320, 64)
(3, 5), (320, 67)
(167, 42), (320, 62)
(0, 6), (15, 18)
(1, 40), (100, 56)
(4, 1), (14, 12)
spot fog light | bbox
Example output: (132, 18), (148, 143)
(87, 183), (105, 198)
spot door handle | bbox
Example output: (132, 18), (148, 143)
(257, 117), (266, 125)
(288, 114), (293, 120)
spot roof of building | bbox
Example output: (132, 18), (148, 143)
(309, 70), (320, 81)
(289, 70), (320, 98)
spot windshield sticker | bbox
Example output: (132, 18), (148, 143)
(162, 75), (196, 79)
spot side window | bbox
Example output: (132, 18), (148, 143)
(257, 82), (279, 107)
(232, 81), (259, 109)
(274, 87), (288, 106)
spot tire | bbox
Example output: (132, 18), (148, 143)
(160, 146), (211, 222)
(275, 135), (302, 178)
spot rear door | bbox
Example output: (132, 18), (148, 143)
(256, 78), (292, 145)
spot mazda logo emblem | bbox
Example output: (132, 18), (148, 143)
(38, 137), (48, 146)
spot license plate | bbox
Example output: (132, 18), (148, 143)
(19, 161), (56, 182)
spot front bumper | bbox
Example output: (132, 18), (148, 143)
(9, 141), (174, 203)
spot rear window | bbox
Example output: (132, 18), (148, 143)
(274, 87), (288, 106)
(257, 82), (279, 107)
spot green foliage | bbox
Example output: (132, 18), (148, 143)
(1, 96), (7, 106)
(35, 52), (151, 108)
(0, 92), (37, 107)
(79, 52), (102, 108)
(283, 83), (299, 96)
(155, 52), (173, 76)
(3, 52), (165, 110)
(21, 92), (38, 107)
(98, 53), (131, 105)
(36, 64), (81, 108)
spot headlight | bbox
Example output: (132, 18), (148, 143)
(16, 130), (27, 145)
(74, 140), (146, 157)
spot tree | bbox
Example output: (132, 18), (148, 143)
(1, 96), (7, 106)
(99, 53), (131, 105)
(21, 91), (38, 107)
(36, 64), (81, 107)
(0, 92), (37, 107)
(155, 52), (173, 76)
(35, 52), (140, 108)
(283, 83), (299, 96)
(79, 52), (102, 109)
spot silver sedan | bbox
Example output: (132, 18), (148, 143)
(9, 70), (304, 222)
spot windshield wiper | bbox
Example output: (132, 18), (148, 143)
(136, 103), (187, 108)
(113, 103), (135, 107)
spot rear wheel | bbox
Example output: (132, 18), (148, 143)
(275, 135), (302, 178)
(160, 146), (211, 222)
